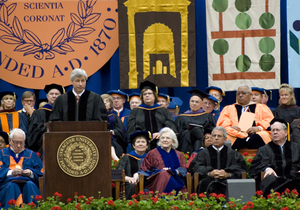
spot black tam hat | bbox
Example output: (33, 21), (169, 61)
(44, 84), (65, 94)
(139, 81), (158, 94)
(187, 89), (207, 100)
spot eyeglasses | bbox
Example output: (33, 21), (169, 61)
(11, 139), (25, 146)
(112, 97), (123, 100)
(0, 140), (6, 145)
(23, 100), (34, 103)
(143, 92), (153, 96)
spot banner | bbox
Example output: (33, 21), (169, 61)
(206, 0), (280, 91)
(0, 0), (118, 89)
(119, 0), (196, 89)
(287, 0), (300, 88)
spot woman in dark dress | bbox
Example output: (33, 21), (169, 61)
(127, 81), (177, 150)
(116, 130), (150, 200)
(272, 84), (300, 123)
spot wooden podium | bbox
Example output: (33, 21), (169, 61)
(43, 121), (111, 201)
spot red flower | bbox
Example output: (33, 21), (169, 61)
(27, 202), (35, 209)
(246, 201), (254, 208)
(8, 199), (16, 206)
(255, 190), (263, 196)
(199, 193), (206, 198)
(128, 201), (133, 206)
(190, 193), (197, 198)
(216, 194), (225, 199)
(67, 198), (72, 202)
(243, 152), (249, 156)
(53, 191), (62, 198)
(188, 201), (194, 206)
(88, 197), (93, 201)
(291, 189), (299, 196)
(281, 207), (289, 210)
(112, 183), (116, 188)
(131, 194), (137, 199)
(247, 158), (253, 163)
(173, 206), (178, 210)
(35, 195), (42, 201)
(75, 203), (81, 208)
(78, 195), (85, 199)
(86, 201), (91, 205)
(139, 191), (145, 195)
(228, 201), (236, 208)
(107, 199), (115, 206)
(152, 197), (159, 204)
(52, 206), (61, 210)
(74, 192), (78, 196)
(209, 193), (217, 197)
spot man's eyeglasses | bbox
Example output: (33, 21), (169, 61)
(11, 139), (25, 146)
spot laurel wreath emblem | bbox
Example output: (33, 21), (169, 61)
(64, 141), (92, 170)
(0, 0), (100, 60)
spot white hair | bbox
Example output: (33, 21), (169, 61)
(10, 128), (26, 140)
(157, 127), (178, 150)
(70, 68), (88, 81)
(237, 84), (252, 92)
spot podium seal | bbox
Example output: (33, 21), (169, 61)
(57, 135), (99, 177)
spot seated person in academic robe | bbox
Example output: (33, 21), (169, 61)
(272, 84), (300, 124)
(127, 81), (177, 150)
(188, 126), (247, 196)
(217, 84), (274, 150)
(157, 93), (170, 108)
(50, 68), (108, 122)
(139, 127), (187, 194)
(175, 89), (215, 153)
(202, 94), (220, 122)
(0, 128), (43, 209)
(249, 118), (300, 197)
(205, 86), (226, 112)
(0, 131), (9, 150)
(27, 84), (64, 157)
(116, 130), (150, 200)
(18, 91), (36, 124)
(186, 133), (212, 169)
(101, 94), (127, 158)
(167, 97), (183, 121)
(0, 91), (28, 136)
(107, 90), (131, 128)
(129, 92), (141, 110)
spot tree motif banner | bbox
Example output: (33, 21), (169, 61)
(206, 0), (280, 91)
(119, 0), (196, 89)
(0, 0), (118, 89)
(287, 0), (300, 88)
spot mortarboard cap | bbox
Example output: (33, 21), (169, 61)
(129, 130), (151, 143)
(205, 86), (225, 97)
(108, 90), (128, 101)
(206, 95), (219, 103)
(0, 91), (17, 101)
(188, 89), (208, 100)
(251, 87), (265, 94)
(129, 92), (141, 101)
(44, 84), (65, 94)
(139, 80), (158, 94)
(0, 131), (9, 145)
(158, 93), (170, 103)
(168, 97), (183, 116)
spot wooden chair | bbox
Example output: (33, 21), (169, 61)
(111, 169), (126, 200)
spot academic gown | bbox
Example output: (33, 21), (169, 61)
(116, 151), (146, 199)
(139, 147), (186, 193)
(0, 147), (43, 209)
(27, 104), (52, 156)
(108, 112), (127, 157)
(272, 105), (300, 124)
(249, 141), (300, 196)
(0, 109), (28, 136)
(127, 104), (177, 150)
(50, 90), (108, 122)
(112, 108), (131, 129)
(217, 103), (273, 146)
(188, 145), (247, 195)
(175, 111), (216, 153)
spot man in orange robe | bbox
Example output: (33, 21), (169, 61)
(217, 85), (274, 150)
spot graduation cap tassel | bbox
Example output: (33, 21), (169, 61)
(287, 122), (290, 141)
(176, 105), (179, 116)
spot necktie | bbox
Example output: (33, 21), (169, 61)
(76, 95), (80, 103)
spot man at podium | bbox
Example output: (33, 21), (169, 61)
(50, 68), (108, 122)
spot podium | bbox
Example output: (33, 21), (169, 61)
(43, 121), (111, 201)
